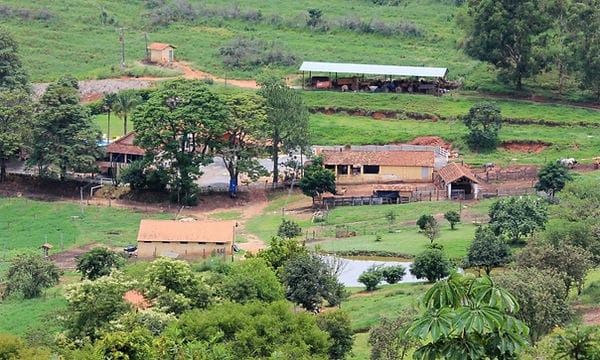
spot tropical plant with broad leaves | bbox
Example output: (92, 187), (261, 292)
(407, 272), (529, 359)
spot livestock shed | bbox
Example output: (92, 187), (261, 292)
(299, 61), (449, 94)
(436, 162), (479, 200)
(97, 132), (144, 177)
(148, 42), (175, 63)
(137, 219), (236, 259)
(321, 148), (435, 185)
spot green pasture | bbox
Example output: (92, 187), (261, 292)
(309, 113), (600, 166)
(0, 197), (173, 257)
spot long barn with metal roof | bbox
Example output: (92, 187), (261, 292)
(298, 61), (450, 94)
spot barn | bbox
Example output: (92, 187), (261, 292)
(436, 162), (479, 200)
(136, 219), (236, 260)
(321, 148), (435, 184)
(148, 42), (175, 63)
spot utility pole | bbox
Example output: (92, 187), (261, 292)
(143, 32), (149, 62)
(119, 27), (128, 68)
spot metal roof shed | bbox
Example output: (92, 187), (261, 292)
(299, 61), (448, 78)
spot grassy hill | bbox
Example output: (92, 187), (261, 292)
(1, 0), (485, 84)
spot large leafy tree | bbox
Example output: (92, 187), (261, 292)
(281, 253), (346, 312)
(133, 79), (227, 205)
(410, 248), (452, 283)
(220, 258), (284, 304)
(495, 268), (572, 342)
(0, 89), (32, 182)
(298, 156), (336, 204)
(75, 247), (125, 280)
(3, 253), (62, 299)
(113, 89), (141, 135)
(463, 0), (552, 90)
(217, 92), (268, 195)
(316, 310), (354, 360)
(488, 196), (548, 244)
(464, 226), (511, 275)
(462, 102), (502, 152)
(515, 242), (593, 295)
(256, 236), (309, 274)
(568, 0), (600, 101)
(408, 273), (530, 359)
(257, 74), (310, 187)
(0, 30), (29, 92)
(28, 75), (102, 180)
(535, 161), (573, 199)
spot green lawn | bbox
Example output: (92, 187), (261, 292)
(0, 197), (173, 257)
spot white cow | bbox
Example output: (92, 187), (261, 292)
(558, 158), (577, 169)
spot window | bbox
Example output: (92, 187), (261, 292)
(337, 165), (348, 175)
(352, 165), (361, 175)
(363, 165), (380, 174)
(180, 241), (189, 244)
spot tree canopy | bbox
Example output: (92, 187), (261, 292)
(463, 0), (552, 90)
(298, 156), (336, 203)
(75, 247), (125, 280)
(462, 102), (502, 152)
(0, 89), (32, 182)
(464, 226), (511, 275)
(535, 161), (574, 199)
(410, 248), (452, 283)
(133, 79), (228, 205)
(3, 253), (62, 299)
(488, 196), (548, 244)
(0, 30), (29, 92)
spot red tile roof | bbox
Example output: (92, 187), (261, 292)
(438, 162), (478, 184)
(106, 132), (145, 156)
(137, 219), (236, 243)
(148, 42), (175, 51)
(322, 150), (434, 167)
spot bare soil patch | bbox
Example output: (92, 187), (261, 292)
(501, 140), (549, 153)
(578, 306), (600, 326)
(408, 136), (453, 150)
(50, 242), (122, 271)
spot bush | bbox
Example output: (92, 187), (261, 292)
(277, 219), (302, 239)
(417, 214), (436, 231)
(358, 265), (384, 291)
(381, 265), (406, 284)
(220, 36), (299, 69)
(410, 248), (451, 282)
(444, 210), (461, 230)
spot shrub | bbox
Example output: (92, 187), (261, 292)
(444, 210), (461, 230)
(410, 248), (451, 282)
(417, 214), (436, 231)
(277, 219), (302, 239)
(358, 265), (384, 291)
(381, 265), (406, 284)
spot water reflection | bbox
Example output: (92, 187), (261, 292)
(327, 256), (425, 287)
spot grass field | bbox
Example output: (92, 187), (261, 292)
(0, 197), (173, 258)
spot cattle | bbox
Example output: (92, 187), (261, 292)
(558, 158), (577, 168)
(483, 162), (495, 170)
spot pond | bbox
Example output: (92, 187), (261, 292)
(327, 256), (425, 287)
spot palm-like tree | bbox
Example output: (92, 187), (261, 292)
(102, 93), (117, 142)
(113, 90), (141, 135)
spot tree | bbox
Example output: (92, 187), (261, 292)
(495, 268), (572, 342)
(488, 196), (548, 244)
(3, 253), (62, 299)
(64, 272), (134, 340)
(307, 8), (323, 29)
(221, 258), (284, 304)
(28, 75), (102, 180)
(553, 324), (600, 360)
(463, 0), (552, 90)
(410, 248), (451, 283)
(0, 30), (30, 92)
(416, 214), (435, 231)
(422, 219), (440, 243)
(133, 79), (228, 205)
(568, 0), (600, 101)
(381, 265), (406, 284)
(358, 265), (384, 291)
(317, 310), (354, 360)
(144, 257), (212, 314)
(277, 218), (302, 239)
(408, 272), (530, 359)
(369, 312), (418, 360)
(444, 210), (460, 230)
(385, 210), (397, 233)
(0, 89), (32, 182)
(75, 247), (125, 280)
(281, 253), (345, 312)
(113, 89), (141, 135)
(257, 74), (310, 187)
(94, 328), (155, 360)
(102, 92), (117, 144)
(298, 156), (336, 204)
(461, 102), (502, 152)
(217, 93), (268, 196)
(255, 236), (308, 274)
(535, 161), (574, 199)
(464, 226), (511, 275)
(515, 242), (593, 295)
